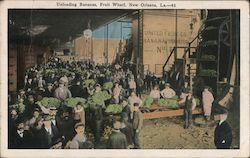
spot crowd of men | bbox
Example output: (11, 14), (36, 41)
(8, 57), (147, 149)
(8, 57), (233, 149)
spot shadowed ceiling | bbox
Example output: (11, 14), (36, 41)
(9, 9), (135, 47)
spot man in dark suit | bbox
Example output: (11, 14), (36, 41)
(57, 107), (75, 146)
(9, 117), (33, 149)
(107, 118), (127, 149)
(44, 83), (55, 97)
(24, 95), (38, 118)
(49, 107), (61, 140)
(91, 104), (104, 145)
(46, 73), (58, 85)
(25, 78), (35, 94)
(136, 75), (144, 98)
(120, 113), (134, 148)
(131, 103), (143, 149)
(69, 80), (85, 97)
(214, 108), (233, 149)
(121, 99), (130, 121)
(39, 115), (61, 149)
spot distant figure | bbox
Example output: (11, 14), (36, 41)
(70, 80), (85, 97)
(113, 83), (122, 104)
(202, 86), (214, 121)
(178, 81), (190, 106)
(107, 118), (127, 149)
(135, 75), (144, 98)
(54, 79), (72, 101)
(214, 108), (232, 149)
(160, 83), (176, 98)
(184, 90), (196, 129)
(128, 78), (136, 95)
(150, 86), (161, 100)
(73, 102), (85, 125)
(145, 72), (151, 92)
(44, 83), (55, 97)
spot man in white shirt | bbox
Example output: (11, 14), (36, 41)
(150, 86), (161, 99)
(128, 92), (142, 107)
(113, 83), (122, 104)
(160, 83), (176, 98)
(128, 78), (136, 94)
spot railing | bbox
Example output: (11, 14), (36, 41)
(162, 47), (176, 72)
(162, 31), (200, 73)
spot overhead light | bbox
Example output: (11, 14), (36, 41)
(83, 29), (92, 38)
(83, 19), (92, 38)
(28, 25), (48, 36)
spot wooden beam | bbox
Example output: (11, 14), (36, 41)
(143, 108), (202, 119)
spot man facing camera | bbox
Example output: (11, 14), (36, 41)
(107, 118), (127, 149)
(214, 108), (232, 149)
(131, 103), (143, 149)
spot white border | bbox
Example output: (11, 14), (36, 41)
(0, 1), (249, 158)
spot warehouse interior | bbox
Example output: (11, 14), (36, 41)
(8, 9), (240, 149)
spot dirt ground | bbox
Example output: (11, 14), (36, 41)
(139, 115), (239, 149)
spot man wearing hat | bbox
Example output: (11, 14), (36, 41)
(49, 106), (60, 141)
(57, 107), (75, 146)
(68, 122), (93, 149)
(184, 89), (196, 129)
(47, 73), (58, 85)
(9, 116), (33, 148)
(202, 86), (214, 121)
(37, 75), (46, 89)
(160, 83), (176, 98)
(107, 118), (128, 149)
(120, 113), (134, 148)
(17, 89), (27, 100)
(121, 99), (131, 121)
(214, 108), (232, 149)
(39, 114), (61, 148)
(54, 79), (72, 101)
(68, 73), (76, 86)
(25, 78), (35, 94)
(131, 103), (143, 149)
(44, 83), (55, 97)
(24, 94), (38, 118)
(28, 108), (41, 128)
(69, 80), (85, 97)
